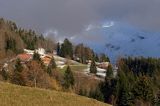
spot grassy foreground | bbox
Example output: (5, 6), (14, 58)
(0, 82), (110, 106)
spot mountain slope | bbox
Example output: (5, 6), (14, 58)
(0, 18), (54, 60)
(73, 22), (160, 62)
(0, 18), (24, 59)
(0, 82), (110, 106)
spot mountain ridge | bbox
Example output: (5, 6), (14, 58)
(73, 22), (160, 62)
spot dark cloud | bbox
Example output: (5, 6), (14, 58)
(0, 0), (160, 36)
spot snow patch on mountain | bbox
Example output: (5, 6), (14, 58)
(73, 22), (160, 63)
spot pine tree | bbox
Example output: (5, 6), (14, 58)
(47, 57), (57, 76)
(60, 38), (73, 58)
(89, 87), (104, 101)
(15, 59), (23, 72)
(116, 70), (134, 106)
(49, 57), (57, 69)
(95, 54), (99, 62)
(11, 59), (26, 86)
(100, 78), (117, 104)
(60, 44), (65, 57)
(33, 52), (41, 62)
(1, 68), (8, 80)
(106, 64), (113, 79)
(75, 44), (85, 63)
(100, 53), (110, 62)
(47, 67), (52, 77)
(90, 58), (97, 74)
(63, 66), (75, 89)
(132, 76), (154, 103)
(5, 35), (17, 53)
(56, 42), (61, 56)
(118, 87), (133, 106)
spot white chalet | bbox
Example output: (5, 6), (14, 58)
(36, 48), (45, 55)
(24, 48), (46, 57)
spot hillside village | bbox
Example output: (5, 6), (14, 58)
(2, 47), (111, 80)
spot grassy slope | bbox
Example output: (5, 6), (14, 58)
(0, 82), (110, 106)
(58, 65), (88, 74)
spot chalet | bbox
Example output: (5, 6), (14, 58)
(24, 48), (46, 57)
(24, 49), (34, 55)
(17, 53), (32, 63)
(36, 48), (45, 56)
(41, 55), (52, 66)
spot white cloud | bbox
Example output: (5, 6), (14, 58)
(85, 24), (94, 31)
(85, 21), (114, 32)
(43, 29), (58, 37)
(102, 21), (115, 28)
(70, 36), (76, 40)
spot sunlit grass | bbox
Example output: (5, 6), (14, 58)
(58, 65), (88, 74)
(0, 82), (110, 106)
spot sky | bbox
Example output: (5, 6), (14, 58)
(0, 0), (160, 41)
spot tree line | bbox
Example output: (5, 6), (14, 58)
(56, 38), (110, 64)
(87, 57), (160, 106)
(77, 57), (160, 106)
(0, 18), (54, 59)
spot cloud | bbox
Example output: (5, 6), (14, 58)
(0, 0), (160, 37)
(102, 21), (115, 28)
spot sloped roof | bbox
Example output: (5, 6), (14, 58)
(17, 53), (32, 62)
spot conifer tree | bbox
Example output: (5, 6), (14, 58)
(118, 87), (133, 106)
(132, 76), (154, 103)
(11, 59), (26, 86)
(95, 54), (99, 62)
(47, 57), (57, 76)
(56, 42), (61, 56)
(60, 38), (73, 58)
(63, 66), (75, 89)
(15, 58), (23, 72)
(5, 35), (17, 53)
(49, 57), (57, 69)
(89, 87), (104, 101)
(90, 58), (97, 74)
(106, 64), (113, 79)
(1, 68), (8, 80)
(100, 53), (110, 62)
(33, 52), (41, 62)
